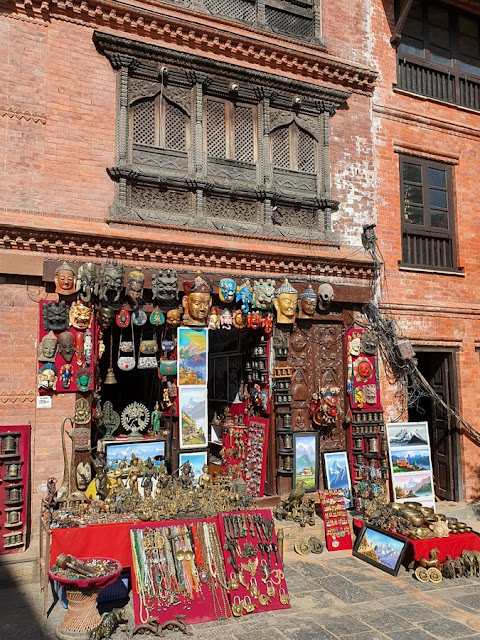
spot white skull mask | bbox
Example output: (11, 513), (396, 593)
(317, 283), (334, 310)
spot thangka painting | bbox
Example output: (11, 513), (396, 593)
(178, 328), (208, 386)
(178, 387), (208, 449)
(386, 421), (435, 510)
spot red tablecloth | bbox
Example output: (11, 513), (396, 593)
(50, 522), (141, 568)
(353, 518), (480, 565)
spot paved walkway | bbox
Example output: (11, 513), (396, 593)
(3, 545), (480, 640)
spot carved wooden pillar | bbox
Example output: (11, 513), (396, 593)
(313, 0), (323, 44)
(109, 54), (135, 165)
(319, 111), (330, 199)
(257, 0), (266, 30)
(194, 80), (206, 176)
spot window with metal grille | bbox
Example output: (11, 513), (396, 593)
(206, 98), (255, 162)
(271, 123), (317, 172)
(399, 155), (457, 271)
(397, 0), (480, 111)
(131, 95), (189, 150)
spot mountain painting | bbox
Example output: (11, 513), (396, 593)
(178, 387), (208, 449)
(356, 527), (406, 573)
(294, 434), (318, 491)
(387, 422), (429, 448)
(323, 451), (352, 508)
(390, 447), (431, 475)
(178, 327), (208, 386)
(394, 472), (433, 500)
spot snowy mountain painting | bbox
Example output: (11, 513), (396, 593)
(394, 472), (433, 501)
(323, 451), (352, 508)
(358, 528), (406, 572)
(387, 422), (429, 448)
(294, 434), (317, 491)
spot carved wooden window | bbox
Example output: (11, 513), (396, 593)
(206, 98), (255, 163)
(400, 154), (457, 271)
(271, 123), (317, 173)
(131, 95), (189, 151)
(397, 0), (480, 111)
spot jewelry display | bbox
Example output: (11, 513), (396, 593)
(318, 489), (353, 551)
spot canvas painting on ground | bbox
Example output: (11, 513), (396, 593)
(178, 327), (208, 386)
(293, 432), (318, 492)
(323, 451), (352, 508)
(178, 387), (208, 449)
(353, 523), (408, 576)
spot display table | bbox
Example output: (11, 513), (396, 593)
(353, 518), (480, 566)
(48, 558), (121, 640)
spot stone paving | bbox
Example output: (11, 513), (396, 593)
(3, 546), (480, 640)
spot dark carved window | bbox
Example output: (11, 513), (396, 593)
(271, 123), (316, 173)
(400, 155), (457, 271)
(206, 98), (255, 163)
(131, 95), (189, 151)
(397, 0), (480, 110)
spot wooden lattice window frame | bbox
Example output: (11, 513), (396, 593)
(399, 154), (458, 272)
(271, 122), (317, 173)
(204, 97), (257, 163)
(130, 95), (190, 151)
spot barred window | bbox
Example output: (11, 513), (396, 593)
(271, 123), (317, 172)
(131, 95), (189, 151)
(206, 98), (256, 162)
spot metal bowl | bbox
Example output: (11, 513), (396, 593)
(418, 506), (434, 517)
(389, 502), (403, 511)
(434, 513), (447, 521)
(403, 502), (422, 510)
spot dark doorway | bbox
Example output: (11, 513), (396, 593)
(408, 351), (459, 501)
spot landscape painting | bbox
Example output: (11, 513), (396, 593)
(323, 451), (352, 508)
(293, 432), (318, 492)
(389, 447), (431, 475)
(387, 422), (429, 448)
(394, 472), (434, 501)
(178, 387), (208, 449)
(105, 440), (166, 470)
(353, 523), (408, 575)
(178, 451), (208, 486)
(178, 327), (208, 386)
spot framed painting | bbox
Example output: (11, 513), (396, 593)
(178, 327), (208, 386)
(323, 451), (352, 508)
(353, 523), (408, 576)
(178, 450), (208, 486)
(293, 432), (319, 492)
(178, 387), (208, 449)
(105, 439), (166, 471)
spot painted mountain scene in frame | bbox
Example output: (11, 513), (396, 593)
(178, 327), (207, 386)
(179, 387), (208, 449)
(390, 447), (431, 475)
(394, 473), (433, 501)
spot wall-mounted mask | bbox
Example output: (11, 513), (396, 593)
(76, 262), (98, 303)
(182, 272), (212, 326)
(98, 306), (115, 330)
(252, 279), (275, 311)
(98, 260), (124, 304)
(220, 308), (233, 330)
(236, 280), (252, 314)
(54, 262), (76, 296)
(75, 367), (92, 392)
(38, 331), (58, 363)
(274, 279), (298, 324)
(125, 268), (145, 306)
(317, 282), (334, 311)
(360, 330), (379, 356)
(219, 278), (236, 303)
(152, 269), (178, 305)
(38, 363), (58, 391)
(166, 308), (181, 328)
(59, 364), (74, 389)
(69, 302), (93, 331)
(58, 331), (75, 363)
(75, 332), (85, 367)
(43, 301), (69, 332)
(84, 329), (92, 367)
(298, 285), (317, 319)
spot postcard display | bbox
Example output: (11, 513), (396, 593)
(386, 421), (435, 510)
(346, 328), (389, 509)
(129, 510), (290, 626)
(0, 426), (30, 554)
(318, 490), (353, 551)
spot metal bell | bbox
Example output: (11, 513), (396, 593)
(104, 367), (117, 385)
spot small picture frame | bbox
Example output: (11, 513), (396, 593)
(293, 432), (319, 492)
(178, 450), (208, 486)
(353, 523), (408, 576)
(323, 451), (352, 508)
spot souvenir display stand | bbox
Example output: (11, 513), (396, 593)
(217, 509), (290, 615)
(318, 490), (353, 551)
(48, 558), (122, 639)
(130, 518), (230, 626)
(0, 425), (30, 554)
(244, 417), (269, 497)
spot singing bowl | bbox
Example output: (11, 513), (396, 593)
(418, 506), (434, 517)
(403, 502), (422, 509)
(389, 502), (403, 511)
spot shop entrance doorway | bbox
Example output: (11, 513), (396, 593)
(408, 350), (459, 501)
